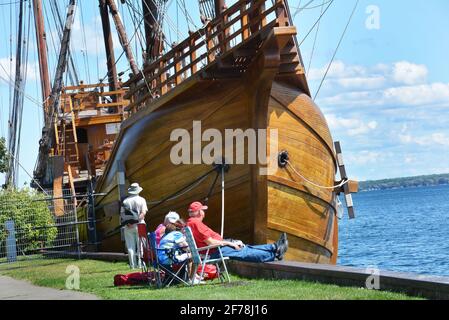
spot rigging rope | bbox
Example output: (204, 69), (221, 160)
(306, 0), (326, 76)
(314, 0), (360, 100)
(286, 160), (348, 190)
(298, 0), (334, 47)
(147, 166), (218, 210)
(78, 0), (91, 84)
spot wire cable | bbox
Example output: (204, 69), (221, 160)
(314, 0), (359, 100)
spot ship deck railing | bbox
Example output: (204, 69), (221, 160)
(124, 0), (292, 114)
(58, 82), (130, 121)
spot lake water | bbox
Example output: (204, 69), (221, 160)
(338, 184), (449, 277)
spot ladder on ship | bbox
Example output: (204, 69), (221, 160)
(54, 95), (80, 204)
(56, 96), (80, 171)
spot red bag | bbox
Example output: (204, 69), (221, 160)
(114, 272), (160, 287)
(197, 264), (219, 280)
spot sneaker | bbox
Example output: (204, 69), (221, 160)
(193, 277), (206, 285)
(275, 233), (288, 261)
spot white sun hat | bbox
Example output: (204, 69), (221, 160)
(128, 183), (143, 195)
(165, 211), (180, 224)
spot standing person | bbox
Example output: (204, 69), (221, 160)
(186, 202), (288, 263)
(121, 183), (148, 269)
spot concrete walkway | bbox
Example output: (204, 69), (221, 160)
(0, 276), (99, 300)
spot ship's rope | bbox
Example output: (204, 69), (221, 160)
(198, 0), (214, 20)
(306, 0), (326, 77)
(314, 0), (359, 100)
(147, 165), (225, 209)
(49, 0), (79, 86)
(286, 160), (349, 190)
(298, 0), (334, 47)
(78, 0), (91, 84)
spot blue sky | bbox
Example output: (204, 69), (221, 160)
(1, 0), (449, 185)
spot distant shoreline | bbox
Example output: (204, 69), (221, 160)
(359, 173), (449, 192)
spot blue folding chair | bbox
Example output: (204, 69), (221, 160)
(148, 232), (192, 288)
(184, 227), (231, 284)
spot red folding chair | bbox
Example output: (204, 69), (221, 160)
(137, 223), (150, 273)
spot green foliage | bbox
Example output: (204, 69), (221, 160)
(0, 137), (8, 174)
(360, 173), (449, 191)
(0, 188), (57, 256)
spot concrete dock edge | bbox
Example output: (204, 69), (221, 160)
(227, 260), (449, 300)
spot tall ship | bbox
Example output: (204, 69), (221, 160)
(7, 0), (357, 264)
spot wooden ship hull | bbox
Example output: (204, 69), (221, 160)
(93, 0), (345, 264)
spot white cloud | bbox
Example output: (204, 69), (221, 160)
(320, 82), (449, 108)
(309, 60), (368, 81)
(326, 114), (378, 136)
(337, 76), (386, 90)
(0, 56), (39, 83)
(346, 151), (382, 165)
(392, 61), (428, 85)
(399, 132), (449, 147)
(310, 60), (431, 94)
(404, 155), (415, 164)
(384, 82), (449, 106)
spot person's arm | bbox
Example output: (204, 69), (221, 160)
(205, 237), (242, 250)
(139, 198), (148, 221)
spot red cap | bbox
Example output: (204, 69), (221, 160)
(189, 201), (208, 212)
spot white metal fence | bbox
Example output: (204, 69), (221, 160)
(0, 189), (82, 266)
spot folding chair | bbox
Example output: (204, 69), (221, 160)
(137, 223), (150, 273)
(184, 226), (231, 285)
(148, 232), (192, 288)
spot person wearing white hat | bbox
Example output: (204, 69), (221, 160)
(121, 183), (148, 269)
(155, 211), (181, 247)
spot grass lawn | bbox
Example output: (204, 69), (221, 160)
(0, 258), (423, 300)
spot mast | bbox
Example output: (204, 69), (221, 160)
(214, 0), (225, 16)
(6, 0), (25, 188)
(106, 0), (139, 76)
(34, 0), (77, 181)
(49, 0), (76, 121)
(99, 0), (118, 94)
(32, 0), (51, 118)
(142, 0), (162, 62)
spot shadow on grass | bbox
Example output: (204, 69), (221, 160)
(0, 260), (70, 272)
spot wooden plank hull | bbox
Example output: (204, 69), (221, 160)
(93, 77), (338, 264)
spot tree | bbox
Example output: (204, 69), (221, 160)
(0, 137), (8, 174)
(0, 188), (58, 257)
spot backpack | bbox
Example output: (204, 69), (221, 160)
(114, 272), (162, 287)
(120, 199), (140, 225)
(197, 264), (219, 280)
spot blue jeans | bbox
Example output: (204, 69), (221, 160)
(211, 244), (276, 263)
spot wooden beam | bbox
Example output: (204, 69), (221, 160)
(335, 141), (355, 219)
(33, 0), (51, 114)
(116, 160), (126, 202)
(106, 0), (139, 75)
(99, 0), (118, 97)
(52, 156), (65, 217)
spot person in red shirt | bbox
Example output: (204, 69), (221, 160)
(186, 201), (288, 263)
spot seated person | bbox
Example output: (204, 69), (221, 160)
(155, 211), (181, 246)
(157, 218), (203, 285)
(186, 201), (288, 263)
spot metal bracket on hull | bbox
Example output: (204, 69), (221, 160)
(278, 150), (289, 168)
